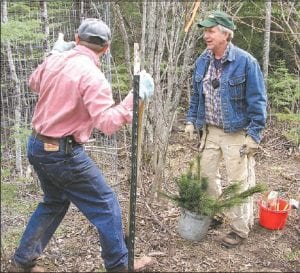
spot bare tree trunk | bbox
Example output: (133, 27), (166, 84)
(1, 0), (8, 23)
(140, 0), (147, 70)
(263, 0), (272, 84)
(112, 2), (133, 81)
(6, 42), (23, 176)
(40, 1), (50, 53)
(73, 0), (86, 24)
(141, 2), (200, 199)
(2, 3), (23, 175)
(279, 0), (300, 72)
(80, 1), (85, 22)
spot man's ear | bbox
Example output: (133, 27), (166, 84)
(225, 32), (231, 42)
(102, 44), (110, 54)
(75, 34), (80, 44)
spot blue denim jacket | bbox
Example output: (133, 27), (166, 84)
(186, 43), (267, 143)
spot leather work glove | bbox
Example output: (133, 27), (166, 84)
(184, 122), (194, 140)
(51, 33), (76, 54)
(240, 135), (259, 157)
(139, 70), (154, 100)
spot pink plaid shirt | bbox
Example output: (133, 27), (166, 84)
(29, 45), (133, 143)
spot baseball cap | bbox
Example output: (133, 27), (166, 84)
(78, 18), (111, 45)
(197, 11), (236, 30)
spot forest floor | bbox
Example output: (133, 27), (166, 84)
(1, 117), (300, 272)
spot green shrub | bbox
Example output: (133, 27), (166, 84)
(111, 64), (131, 95)
(275, 113), (300, 146)
(1, 19), (44, 43)
(268, 60), (300, 114)
(161, 156), (266, 216)
(8, 3), (30, 14)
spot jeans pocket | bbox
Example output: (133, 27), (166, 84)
(38, 159), (71, 186)
(27, 136), (66, 165)
(39, 148), (94, 187)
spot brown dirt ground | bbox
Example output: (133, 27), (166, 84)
(1, 117), (299, 272)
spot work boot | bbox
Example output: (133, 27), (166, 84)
(221, 231), (246, 248)
(106, 256), (154, 272)
(8, 260), (45, 273)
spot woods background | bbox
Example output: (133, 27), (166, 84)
(1, 1), (299, 271)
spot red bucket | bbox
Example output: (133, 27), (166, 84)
(258, 199), (290, 230)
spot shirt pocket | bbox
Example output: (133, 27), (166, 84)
(228, 75), (246, 99)
(228, 75), (246, 115)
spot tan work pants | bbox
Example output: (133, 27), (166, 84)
(201, 125), (256, 238)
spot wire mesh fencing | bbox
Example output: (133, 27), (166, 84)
(1, 1), (128, 192)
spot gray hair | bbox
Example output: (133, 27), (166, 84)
(78, 40), (106, 53)
(217, 25), (234, 41)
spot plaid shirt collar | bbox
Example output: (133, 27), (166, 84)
(202, 43), (233, 128)
(207, 42), (232, 63)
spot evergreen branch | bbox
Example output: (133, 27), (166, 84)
(237, 183), (267, 199)
(218, 182), (241, 200)
(161, 157), (267, 217)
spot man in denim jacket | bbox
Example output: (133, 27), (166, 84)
(185, 11), (267, 248)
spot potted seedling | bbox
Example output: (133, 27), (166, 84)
(162, 155), (266, 241)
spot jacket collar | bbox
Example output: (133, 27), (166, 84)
(226, 42), (235, 62)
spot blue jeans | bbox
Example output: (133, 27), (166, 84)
(14, 136), (128, 270)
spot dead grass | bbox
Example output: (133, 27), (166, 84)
(1, 119), (299, 272)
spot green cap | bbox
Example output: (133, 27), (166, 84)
(197, 11), (236, 30)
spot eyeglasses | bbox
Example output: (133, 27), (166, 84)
(211, 78), (220, 89)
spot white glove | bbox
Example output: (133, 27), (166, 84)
(240, 135), (259, 156)
(139, 70), (154, 100)
(184, 123), (194, 139)
(51, 33), (76, 54)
